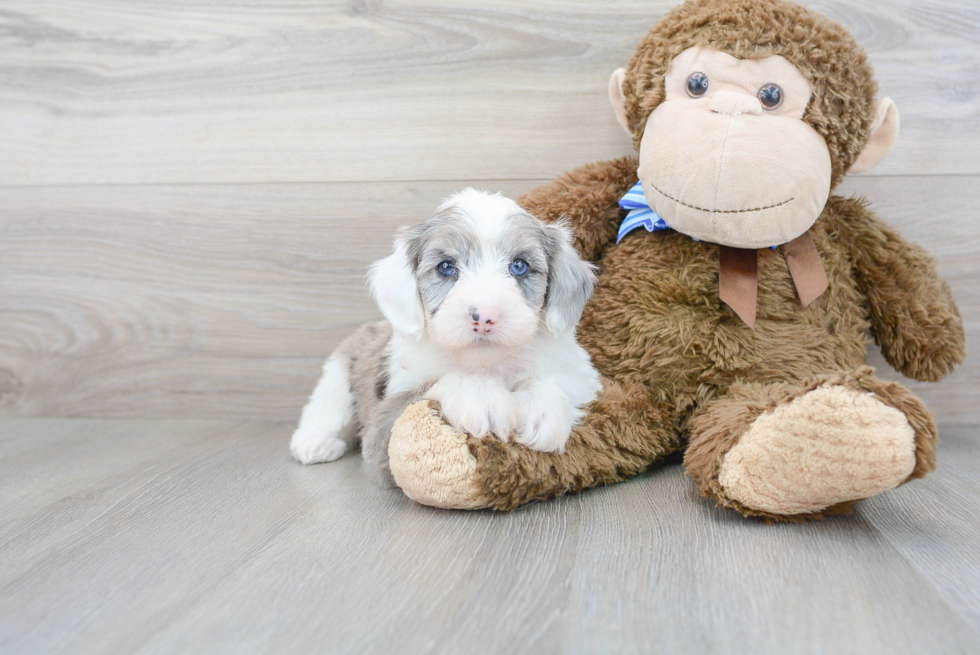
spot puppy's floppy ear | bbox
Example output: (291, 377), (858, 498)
(369, 230), (425, 340)
(543, 221), (597, 335)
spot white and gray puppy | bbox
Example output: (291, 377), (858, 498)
(290, 188), (602, 483)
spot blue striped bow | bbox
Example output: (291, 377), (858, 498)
(617, 181), (671, 243)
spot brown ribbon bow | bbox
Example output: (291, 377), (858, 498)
(718, 232), (829, 329)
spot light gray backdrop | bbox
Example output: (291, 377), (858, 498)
(1, 0), (976, 422)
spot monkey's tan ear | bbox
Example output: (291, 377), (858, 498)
(850, 98), (900, 174)
(608, 68), (631, 136)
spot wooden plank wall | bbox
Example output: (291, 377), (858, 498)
(1, 0), (978, 421)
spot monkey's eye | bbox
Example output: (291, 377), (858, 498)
(509, 259), (529, 277)
(436, 261), (457, 277)
(686, 72), (710, 98)
(758, 83), (783, 110)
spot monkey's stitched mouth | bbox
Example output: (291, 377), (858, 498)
(647, 181), (794, 214)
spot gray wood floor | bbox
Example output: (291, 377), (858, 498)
(1, 419), (978, 654)
(3, 1), (980, 653)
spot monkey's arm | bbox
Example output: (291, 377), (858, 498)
(832, 196), (965, 382)
(518, 156), (638, 262)
(389, 377), (682, 511)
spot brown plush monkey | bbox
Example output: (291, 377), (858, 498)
(385, 0), (965, 520)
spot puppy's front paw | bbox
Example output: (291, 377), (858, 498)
(515, 394), (579, 453)
(425, 376), (517, 440)
(290, 426), (348, 465)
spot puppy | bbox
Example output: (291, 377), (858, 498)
(290, 188), (602, 484)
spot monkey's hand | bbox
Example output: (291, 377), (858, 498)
(517, 156), (638, 262)
(836, 197), (965, 382)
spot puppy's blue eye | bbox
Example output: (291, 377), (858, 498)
(436, 261), (456, 277)
(510, 259), (528, 277)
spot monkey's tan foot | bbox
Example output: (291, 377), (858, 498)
(685, 368), (937, 520)
(719, 384), (917, 515)
(388, 401), (489, 509)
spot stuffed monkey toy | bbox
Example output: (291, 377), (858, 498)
(385, 0), (965, 521)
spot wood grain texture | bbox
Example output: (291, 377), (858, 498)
(1, 2), (977, 652)
(1, 0), (979, 186)
(0, 179), (537, 418)
(0, 176), (980, 422)
(0, 418), (978, 654)
(1, 175), (976, 421)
